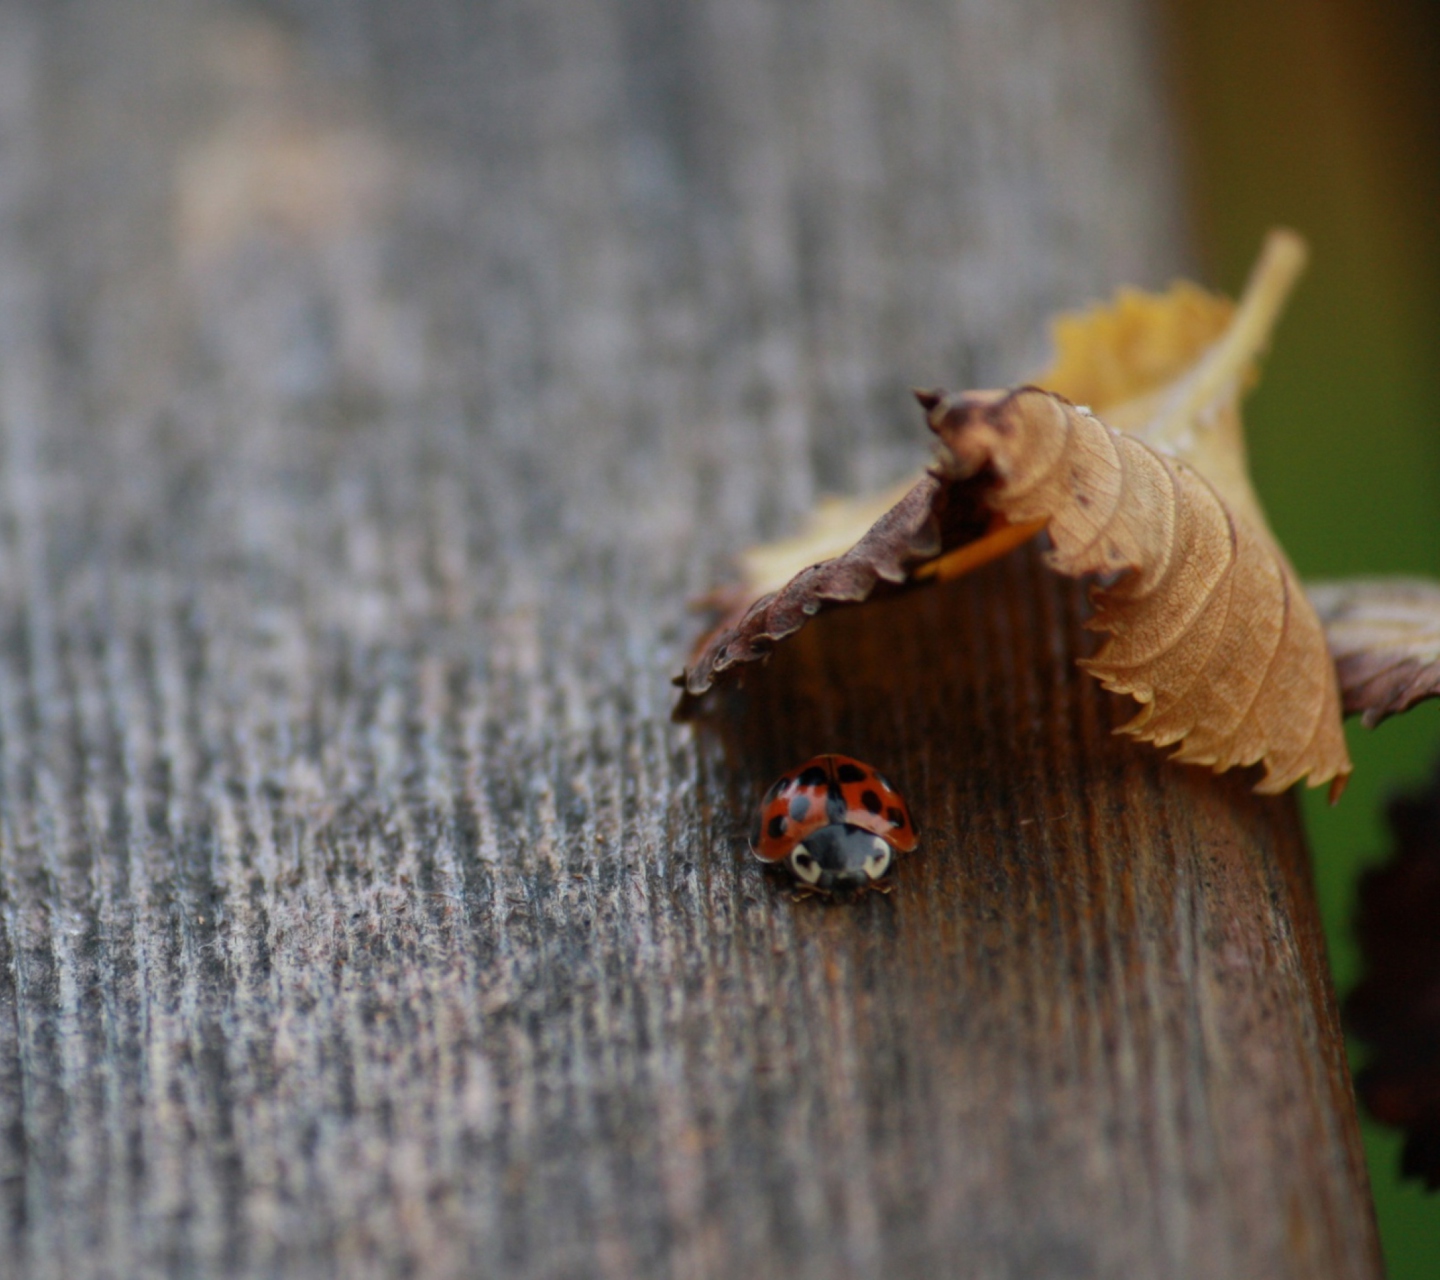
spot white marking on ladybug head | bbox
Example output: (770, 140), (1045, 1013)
(788, 845), (822, 885)
(862, 837), (892, 881)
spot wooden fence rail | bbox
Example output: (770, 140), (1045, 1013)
(0, 0), (1378, 1275)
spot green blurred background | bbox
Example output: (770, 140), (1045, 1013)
(1168, 0), (1440, 1272)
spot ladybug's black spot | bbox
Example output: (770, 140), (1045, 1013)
(887, 807), (907, 828)
(797, 765), (828, 789)
(767, 815), (787, 839)
(860, 789), (883, 815)
(789, 794), (811, 822)
(836, 762), (867, 783)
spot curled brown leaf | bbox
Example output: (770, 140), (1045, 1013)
(678, 232), (1361, 794)
(925, 386), (1350, 796)
(678, 474), (992, 703)
(1309, 579), (1440, 727)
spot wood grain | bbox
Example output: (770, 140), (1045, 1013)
(706, 553), (1377, 1278)
(0, 0), (1377, 1276)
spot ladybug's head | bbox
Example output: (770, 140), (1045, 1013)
(785, 823), (894, 893)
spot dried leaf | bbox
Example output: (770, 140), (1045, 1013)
(679, 232), (1353, 795)
(1117, 231), (1308, 540)
(924, 386), (1349, 796)
(678, 475), (991, 701)
(737, 475), (923, 601)
(1038, 279), (1234, 419)
(1347, 760), (1440, 1189)
(1309, 579), (1440, 726)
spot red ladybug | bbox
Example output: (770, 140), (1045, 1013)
(750, 754), (918, 892)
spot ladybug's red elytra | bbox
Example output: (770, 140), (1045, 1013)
(750, 754), (918, 892)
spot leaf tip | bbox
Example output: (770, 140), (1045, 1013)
(1260, 226), (1309, 279)
(1328, 770), (1351, 805)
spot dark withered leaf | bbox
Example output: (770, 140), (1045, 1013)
(1347, 758), (1440, 1190)
(675, 472), (995, 712)
(1309, 579), (1440, 728)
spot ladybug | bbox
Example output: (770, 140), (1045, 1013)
(750, 754), (918, 893)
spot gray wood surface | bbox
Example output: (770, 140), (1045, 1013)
(0, 0), (1379, 1276)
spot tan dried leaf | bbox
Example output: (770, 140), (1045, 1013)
(1038, 279), (1234, 412)
(680, 231), (1355, 796)
(926, 386), (1350, 796)
(1309, 579), (1440, 727)
(678, 476), (993, 701)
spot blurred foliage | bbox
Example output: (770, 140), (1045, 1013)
(1168, 0), (1440, 1273)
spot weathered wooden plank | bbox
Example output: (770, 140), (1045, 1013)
(705, 552), (1378, 1277)
(0, 0), (1378, 1276)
